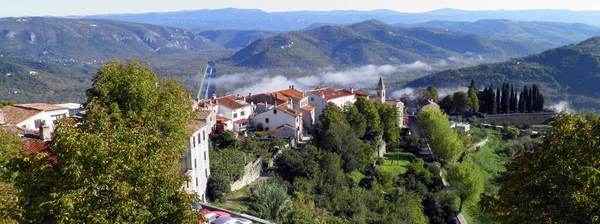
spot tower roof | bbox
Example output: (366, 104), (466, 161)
(378, 76), (385, 89)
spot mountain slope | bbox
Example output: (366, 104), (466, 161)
(197, 29), (279, 49)
(0, 56), (91, 103)
(77, 8), (600, 31)
(0, 17), (222, 62)
(225, 20), (540, 68)
(399, 20), (600, 48)
(406, 37), (600, 108)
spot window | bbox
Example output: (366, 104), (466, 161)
(233, 113), (238, 118)
(203, 131), (206, 141)
(265, 118), (270, 123)
(197, 133), (201, 143)
(196, 177), (198, 186)
(241, 111), (245, 116)
(194, 159), (197, 168)
(187, 181), (189, 188)
(311, 97), (314, 101)
(205, 169), (208, 178)
(204, 151), (207, 161)
(192, 137), (196, 147)
(273, 110), (277, 114)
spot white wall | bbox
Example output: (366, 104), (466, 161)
(182, 124), (211, 202)
(18, 109), (69, 131)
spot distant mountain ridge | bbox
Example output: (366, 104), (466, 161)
(398, 20), (600, 48)
(74, 8), (600, 31)
(0, 17), (222, 62)
(406, 36), (600, 109)
(224, 20), (541, 68)
(197, 29), (280, 49)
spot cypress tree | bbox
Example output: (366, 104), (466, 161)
(518, 90), (525, 113)
(480, 88), (488, 114)
(527, 87), (533, 113)
(509, 85), (515, 113)
(496, 87), (501, 114)
(523, 85), (529, 113)
(501, 82), (510, 114)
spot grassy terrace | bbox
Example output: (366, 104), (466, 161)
(379, 151), (415, 175)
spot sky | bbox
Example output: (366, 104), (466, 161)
(1, 0), (600, 17)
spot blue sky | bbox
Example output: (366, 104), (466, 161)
(1, 0), (599, 17)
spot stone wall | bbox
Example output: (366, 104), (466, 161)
(474, 112), (555, 125)
(230, 156), (262, 192)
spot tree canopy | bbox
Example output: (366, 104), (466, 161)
(493, 114), (600, 223)
(8, 59), (199, 223)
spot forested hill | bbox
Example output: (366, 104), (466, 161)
(399, 20), (600, 49)
(0, 17), (222, 62)
(197, 29), (279, 49)
(406, 36), (600, 108)
(0, 56), (90, 103)
(224, 20), (541, 68)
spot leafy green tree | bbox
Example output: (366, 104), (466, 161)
(0, 100), (15, 108)
(344, 103), (367, 139)
(418, 108), (465, 166)
(355, 97), (382, 142)
(0, 129), (22, 223)
(249, 178), (294, 223)
(377, 103), (401, 144)
(274, 145), (321, 182)
(10, 60), (198, 223)
(438, 94), (455, 113)
(214, 131), (240, 149)
(210, 147), (246, 182)
(452, 92), (469, 113)
(207, 174), (231, 202)
(447, 161), (485, 212)
(427, 85), (439, 102)
(494, 115), (600, 223)
(584, 111), (599, 122)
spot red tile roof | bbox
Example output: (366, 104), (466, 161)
(18, 104), (67, 111)
(275, 88), (305, 100)
(276, 105), (302, 117)
(1, 105), (42, 125)
(234, 118), (248, 125)
(309, 88), (354, 101)
(216, 115), (231, 122)
(218, 96), (247, 110)
(300, 105), (314, 112)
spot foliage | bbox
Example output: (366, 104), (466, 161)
(355, 97), (382, 142)
(377, 103), (401, 144)
(207, 174), (232, 203)
(452, 92), (469, 113)
(447, 161), (485, 212)
(8, 59), (198, 223)
(0, 129), (22, 223)
(249, 178), (294, 223)
(427, 86), (439, 102)
(214, 131), (241, 149)
(493, 114), (600, 223)
(209, 147), (246, 182)
(0, 100), (15, 108)
(418, 108), (465, 166)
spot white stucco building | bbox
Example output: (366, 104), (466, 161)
(251, 104), (303, 142)
(181, 118), (212, 202)
(0, 104), (69, 131)
(199, 95), (252, 132)
(307, 88), (369, 120)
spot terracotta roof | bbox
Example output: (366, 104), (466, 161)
(188, 120), (208, 133)
(275, 88), (305, 100)
(309, 88), (354, 101)
(276, 105), (302, 117)
(300, 105), (314, 112)
(198, 110), (213, 120)
(353, 90), (369, 97)
(18, 103), (67, 111)
(216, 115), (231, 122)
(1, 105), (42, 125)
(23, 141), (58, 165)
(234, 118), (248, 125)
(385, 99), (404, 107)
(218, 97), (246, 110)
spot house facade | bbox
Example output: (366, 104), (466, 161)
(0, 104), (69, 131)
(251, 105), (303, 142)
(307, 88), (357, 120)
(181, 120), (211, 202)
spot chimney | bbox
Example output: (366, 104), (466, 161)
(290, 85), (295, 89)
(350, 87), (354, 93)
(248, 92), (251, 97)
(237, 93), (240, 98)
(39, 122), (52, 142)
(0, 109), (4, 125)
